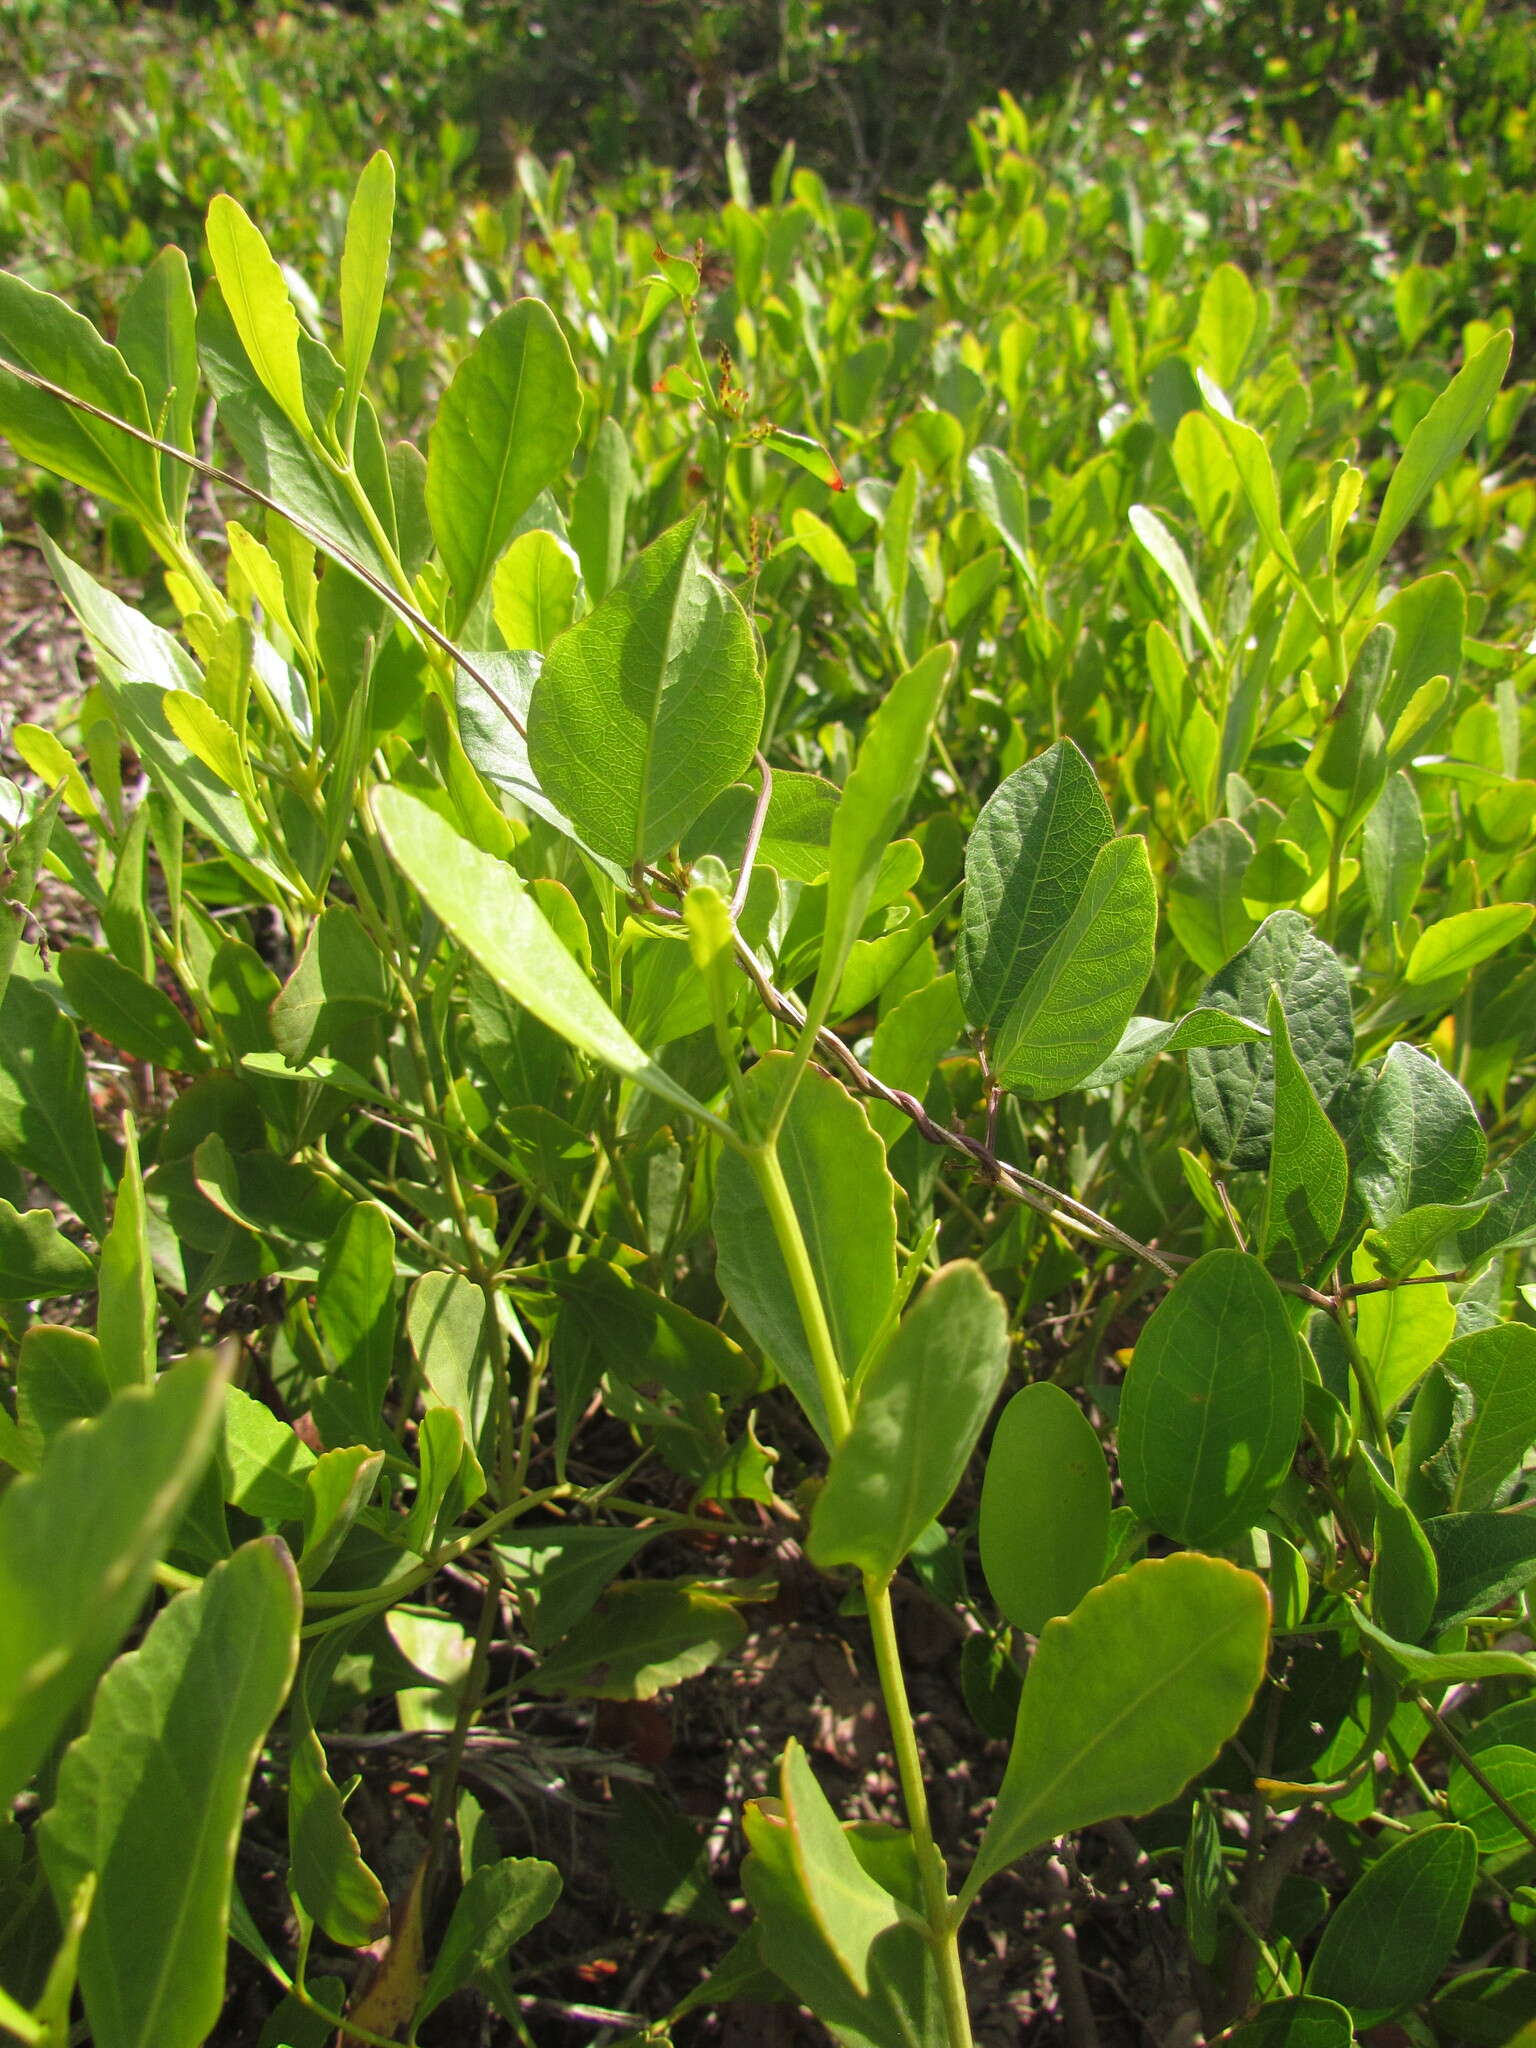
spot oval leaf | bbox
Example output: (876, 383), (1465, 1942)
(979, 1382), (1110, 1635)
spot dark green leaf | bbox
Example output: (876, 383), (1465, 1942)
(530, 1581), (745, 1699)
(1426, 1514), (1536, 1631)
(1119, 1250), (1303, 1549)
(0, 1197), (93, 1300)
(979, 1383), (1110, 1635)
(1304, 1823), (1476, 2017)
(40, 1539), (300, 2048)
(1187, 911), (1353, 1172)
(419, 1857), (562, 2022)
(1445, 1325), (1536, 1512)
(1260, 993), (1348, 1280)
(1352, 1042), (1486, 1228)
(0, 975), (105, 1238)
(58, 946), (205, 1073)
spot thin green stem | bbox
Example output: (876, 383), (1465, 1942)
(746, 1141), (852, 1444)
(865, 1575), (975, 2048)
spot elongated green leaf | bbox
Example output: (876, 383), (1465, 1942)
(816, 642), (956, 1002)
(968, 1554), (1269, 1895)
(1197, 380), (1303, 580)
(372, 786), (720, 1131)
(966, 445), (1035, 586)
(338, 151), (394, 430)
(419, 1857), (562, 2022)
(269, 904), (392, 1065)
(116, 245), (198, 527)
(1261, 994), (1348, 1280)
(299, 1444), (383, 1586)
(990, 835), (1157, 1097)
(1358, 331), (1513, 587)
(427, 299), (581, 628)
(288, 1627), (389, 1948)
(1076, 1007), (1266, 1091)
(527, 513), (762, 865)
(1445, 1325), (1536, 1513)
(1305, 1823), (1476, 2017)
(40, 1538), (300, 2048)
(714, 1057), (898, 1442)
(0, 974), (106, 1238)
(569, 414), (631, 603)
(205, 195), (311, 439)
(979, 1382), (1110, 1635)
(530, 1580), (746, 1699)
(780, 1740), (900, 1996)
(959, 738), (1113, 1032)
(1129, 504), (1219, 658)
(0, 1196), (93, 1300)
(0, 272), (165, 526)
(314, 1199), (397, 1422)
(1187, 911), (1353, 1172)
(1120, 1249), (1302, 1548)
(17, 1324), (109, 1445)
(809, 1261), (1007, 1580)
(96, 1116), (155, 1391)
(1362, 772), (1427, 943)
(58, 946), (205, 1073)
(1406, 903), (1533, 986)
(0, 1359), (225, 1807)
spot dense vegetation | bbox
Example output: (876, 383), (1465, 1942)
(0, 3), (1534, 2043)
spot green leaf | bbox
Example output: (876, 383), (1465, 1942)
(221, 1381), (316, 1521)
(530, 1580), (746, 1699)
(372, 786), (719, 1131)
(1351, 1041), (1486, 1227)
(314, 1200), (397, 1424)
(269, 905), (392, 1066)
(714, 1058), (898, 1443)
(427, 299), (582, 629)
(1426, 1513), (1536, 1631)
(816, 642), (956, 1002)
(40, 1538), (301, 2048)
(495, 1526), (654, 1650)
(1221, 1996), (1355, 2048)
(808, 1261), (1008, 1581)
(527, 512), (762, 866)
(17, 1325), (110, 1445)
(338, 151), (395, 432)
(779, 1740), (899, 1996)
(0, 1197), (93, 1300)
(0, 272), (165, 527)
(791, 507), (857, 588)
(965, 445), (1036, 586)
(1168, 818), (1258, 975)
(569, 414), (631, 604)
(979, 1382), (1110, 1635)
(1129, 504), (1220, 658)
(1406, 903), (1534, 986)
(989, 835), (1157, 1097)
(1197, 381), (1304, 582)
(1369, 1472), (1438, 1643)
(1357, 330), (1513, 588)
(0, 1360), (225, 1807)
(0, 974), (106, 1237)
(1187, 911), (1353, 1172)
(116, 245), (198, 528)
(491, 527), (581, 652)
(762, 426), (843, 489)
(288, 1628), (389, 1948)
(1448, 1746), (1536, 1858)
(1304, 1823), (1476, 2018)
(96, 1116), (156, 1391)
(205, 195), (312, 440)
(418, 1857), (562, 2022)
(1363, 772), (1427, 943)
(967, 1554), (1269, 1896)
(1445, 1325), (1536, 1512)
(959, 738), (1113, 1033)
(1354, 1244), (1456, 1415)
(57, 946), (205, 1073)
(1119, 1249), (1303, 1548)
(299, 1444), (383, 1586)
(1193, 262), (1256, 390)
(1260, 993), (1348, 1280)
(1076, 1008), (1266, 1091)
